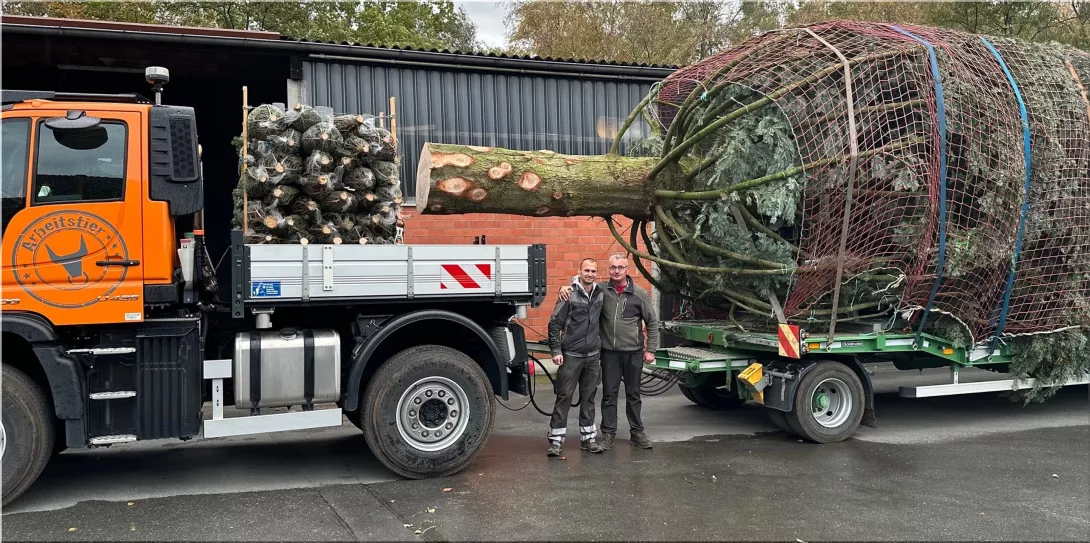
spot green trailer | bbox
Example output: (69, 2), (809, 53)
(651, 319), (1090, 444)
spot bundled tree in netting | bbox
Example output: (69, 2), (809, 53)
(233, 101), (404, 246)
(415, 21), (1090, 400)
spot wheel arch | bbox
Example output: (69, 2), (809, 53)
(760, 355), (875, 428)
(344, 309), (510, 412)
(1, 311), (86, 447)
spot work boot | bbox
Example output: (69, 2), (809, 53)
(581, 438), (604, 453)
(599, 433), (615, 451)
(547, 442), (562, 457)
(631, 431), (653, 449)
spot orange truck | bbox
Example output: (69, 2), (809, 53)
(0, 68), (545, 506)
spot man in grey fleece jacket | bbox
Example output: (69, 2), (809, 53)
(546, 258), (606, 456)
(559, 253), (660, 450)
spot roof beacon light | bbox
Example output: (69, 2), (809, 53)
(145, 66), (170, 105)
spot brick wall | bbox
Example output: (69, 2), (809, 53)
(400, 207), (653, 342)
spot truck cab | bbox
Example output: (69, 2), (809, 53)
(2, 92), (196, 325)
(1, 71), (544, 507)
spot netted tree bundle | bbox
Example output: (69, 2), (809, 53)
(285, 104), (332, 133)
(356, 126), (397, 162)
(289, 197), (324, 224)
(302, 122), (344, 155)
(264, 184), (301, 208)
(247, 104), (287, 140)
(323, 190), (359, 214)
(236, 101), (404, 247)
(309, 219), (345, 245)
(415, 21), (1089, 397)
(343, 165), (377, 192)
(305, 150), (335, 175)
(334, 114), (370, 134)
(300, 170), (342, 199)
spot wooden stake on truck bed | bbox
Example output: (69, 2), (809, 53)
(242, 85), (250, 236)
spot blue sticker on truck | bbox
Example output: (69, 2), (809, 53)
(250, 281), (281, 297)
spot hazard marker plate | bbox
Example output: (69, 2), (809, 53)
(777, 324), (801, 359)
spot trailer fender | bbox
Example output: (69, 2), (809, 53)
(2, 312), (87, 446)
(343, 310), (508, 412)
(759, 357), (876, 428)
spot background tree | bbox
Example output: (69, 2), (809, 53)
(2, 0), (480, 51)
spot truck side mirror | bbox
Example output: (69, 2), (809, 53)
(45, 110), (101, 131)
(46, 111), (107, 151)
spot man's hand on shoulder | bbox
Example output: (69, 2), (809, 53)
(558, 285), (573, 301)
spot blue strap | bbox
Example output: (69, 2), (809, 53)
(979, 36), (1032, 347)
(890, 26), (949, 345)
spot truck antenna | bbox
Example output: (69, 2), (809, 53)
(145, 66), (170, 105)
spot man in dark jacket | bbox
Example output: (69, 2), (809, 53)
(546, 258), (605, 456)
(559, 253), (660, 451)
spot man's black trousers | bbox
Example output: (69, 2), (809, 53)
(548, 353), (601, 445)
(600, 349), (644, 436)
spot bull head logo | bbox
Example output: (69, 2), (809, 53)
(45, 236), (90, 285)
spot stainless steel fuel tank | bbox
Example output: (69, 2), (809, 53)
(232, 328), (341, 410)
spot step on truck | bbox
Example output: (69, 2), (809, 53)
(0, 68), (545, 506)
(651, 317), (1089, 443)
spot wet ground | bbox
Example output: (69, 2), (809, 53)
(3, 366), (1088, 541)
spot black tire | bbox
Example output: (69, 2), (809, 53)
(2, 364), (55, 507)
(679, 383), (747, 410)
(678, 383), (700, 405)
(786, 361), (865, 443)
(767, 409), (795, 434)
(360, 345), (495, 479)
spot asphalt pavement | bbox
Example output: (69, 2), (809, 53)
(2, 367), (1088, 541)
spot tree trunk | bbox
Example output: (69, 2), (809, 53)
(416, 143), (681, 219)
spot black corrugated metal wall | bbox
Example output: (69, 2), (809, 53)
(301, 60), (660, 203)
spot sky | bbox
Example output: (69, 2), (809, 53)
(454, 1), (510, 49)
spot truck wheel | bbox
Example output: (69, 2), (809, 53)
(678, 383), (747, 410)
(2, 364), (55, 507)
(786, 361), (865, 443)
(360, 345), (495, 479)
(766, 409), (795, 434)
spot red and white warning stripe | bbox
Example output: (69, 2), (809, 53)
(440, 263), (493, 290)
(777, 323), (801, 359)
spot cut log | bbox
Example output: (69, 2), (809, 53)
(416, 143), (681, 218)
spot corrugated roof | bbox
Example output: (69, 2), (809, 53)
(1, 15), (679, 70)
(278, 35), (681, 69)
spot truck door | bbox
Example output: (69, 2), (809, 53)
(1, 107), (145, 326)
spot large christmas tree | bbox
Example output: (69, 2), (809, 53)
(416, 21), (1090, 400)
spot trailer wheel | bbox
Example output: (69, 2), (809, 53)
(360, 345), (495, 479)
(678, 383), (747, 410)
(2, 364), (55, 507)
(787, 361), (865, 443)
(766, 409), (795, 434)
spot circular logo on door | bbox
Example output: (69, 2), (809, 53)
(10, 210), (129, 309)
